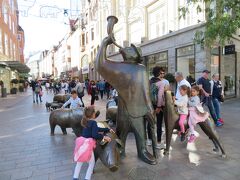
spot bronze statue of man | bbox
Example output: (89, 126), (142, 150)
(95, 16), (157, 165)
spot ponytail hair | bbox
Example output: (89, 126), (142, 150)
(81, 106), (95, 127)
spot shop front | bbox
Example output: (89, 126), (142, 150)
(0, 64), (11, 94)
(145, 51), (168, 78)
(0, 61), (30, 95)
(81, 55), (89, 81)
(221, 45), (237, 97)
(176, 45), (195, 81)
(210, 45), (237, 98)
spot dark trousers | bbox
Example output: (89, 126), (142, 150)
(106, 89), (110, 99)
(100, 90), (104, 99)
(114, 96), (118, 106)
(77, 94), (85, 107)
(147, 110), (164, 143)
(35, 93), (42, 103)
(202, 96), (218, 122)
(91, 95), (95, 105)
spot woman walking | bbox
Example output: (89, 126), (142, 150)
(211, 73), (224, 124)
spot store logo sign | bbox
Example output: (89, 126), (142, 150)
(223, 45), (235, 55)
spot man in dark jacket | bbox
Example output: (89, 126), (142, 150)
(30, 80), (36, 103)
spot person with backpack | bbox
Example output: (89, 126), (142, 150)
(148, 66), (169, 149)
(75, 80), (85, 107)
(35, 81), (42, 104)
(30, 80), (37, 103)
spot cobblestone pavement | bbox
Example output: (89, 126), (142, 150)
(0, 89), (240, 180)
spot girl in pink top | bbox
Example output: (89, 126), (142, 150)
(174, 85), (189, 142)
(188, 86), (209, 143)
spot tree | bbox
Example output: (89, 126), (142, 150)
(179, 0), (240, 47)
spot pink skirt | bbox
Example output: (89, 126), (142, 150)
(188, 107), (209, 126)
(73, 137), (96, 162)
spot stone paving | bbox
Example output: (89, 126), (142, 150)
(0, 89), (240, 180)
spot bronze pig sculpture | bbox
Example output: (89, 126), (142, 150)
(106, 99), (118, 124)
(46, 94), (71, 111)
(53, 94), (71, 103)
(164, 91), (226, 157)
(49, 108), (122, 171)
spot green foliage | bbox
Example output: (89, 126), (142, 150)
(19, 79), (25, 84)
(11, 79), (19, 84)
(179, 0), (240, 47)
(164, 73), (175, 83)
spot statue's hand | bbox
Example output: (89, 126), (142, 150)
(103, 35), (113, 46)
(146, 111), (156, 126)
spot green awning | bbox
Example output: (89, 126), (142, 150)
(0, 61), (30, 73)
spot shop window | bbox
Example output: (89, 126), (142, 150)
(91, 28), (94, 41)
(176, 45), (195, 79)
(146, 51), (168, 78)
(222, 53), (236, 97)
(129, 20), (142, 44)
(12, 22), (15, 34)
(4, 33), (9, 56)
(86, 32), (88, 44)
(9, 17), (11, 30)
(3, 5), (8, 24)
(148, 3), (167, 40)
(81, 34), (85, 46)
(210, 47), (220, 76)
(0, 29), (3, 53)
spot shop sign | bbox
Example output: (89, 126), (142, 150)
(82, 66), (89, 74)
(224, 45), (235, 55)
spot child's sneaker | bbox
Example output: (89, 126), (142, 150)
(180, 132), (185, 142)
(146, 139), (152, 146)
(188, 134), (196, 143)
(218, 118), (224, 124)
(216, 121), (223, 127)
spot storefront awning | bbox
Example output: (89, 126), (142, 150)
(0, 61), (30, 73)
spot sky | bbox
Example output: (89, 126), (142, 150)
(18, 0), (73, 57)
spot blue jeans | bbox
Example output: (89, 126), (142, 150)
(202, 96), (218, 123)
(212, 98), (221, 119)
(35, 93), (42, 103)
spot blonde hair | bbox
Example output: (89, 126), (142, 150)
(81, 106), (95, 128)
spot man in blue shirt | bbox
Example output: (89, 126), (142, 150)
(197, 70), (222, 127)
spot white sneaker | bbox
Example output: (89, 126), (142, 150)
(156, 143), (166, 149)
(146, 139), (152, 146)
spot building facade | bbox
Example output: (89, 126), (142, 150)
(0, 0), (29, 94)
(26, 51), (42, 80)
(106, 0), (240, 98)
(17, 25), (24, 63)
(37, 0), (240, 98)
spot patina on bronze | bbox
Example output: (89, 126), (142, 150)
(164, 91), (226, 157)
(95, 16), (157, 165)
(49, 109), (121, 171)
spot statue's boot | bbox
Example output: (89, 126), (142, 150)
(139, 148), (157, 165)
(130, 117), (157, 165)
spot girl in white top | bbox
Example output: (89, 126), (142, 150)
(188, 86), (209, 143)
(174, 85), (189, 142)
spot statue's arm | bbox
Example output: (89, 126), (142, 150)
(95, 36), (121, 74)
(142, 73), (154, 113)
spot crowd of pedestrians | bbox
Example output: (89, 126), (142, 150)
(29, 78), (118, 107)
(147, 67), (225, 148)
